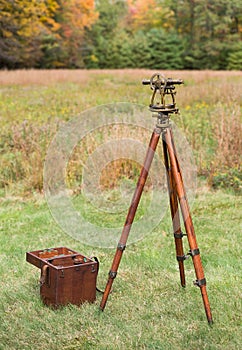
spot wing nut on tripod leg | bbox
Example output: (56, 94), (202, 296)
(117, 243), (126, 251)
(174, 232), (187, 239)
(176, 254), (190, 262)
(193, 278), (206, 287)
(109, 270), (117, 279)
(188, 248), (200, 257)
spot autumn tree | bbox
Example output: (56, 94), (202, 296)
(0, 0), (59, 68)
(0, 0), (98, 68)
(55, 0), (98, 68)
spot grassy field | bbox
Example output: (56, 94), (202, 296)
(0, 189), (241, 349)
(0, 69), (241, 349)
(0, 69), (241, 195)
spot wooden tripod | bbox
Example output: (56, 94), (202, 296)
(99, 74), (213, 324)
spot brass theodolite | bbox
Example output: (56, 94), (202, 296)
(100, 73), (213, 324)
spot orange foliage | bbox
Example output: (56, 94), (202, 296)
(127, 0), (173, 31)
(60, 0), (98, 39)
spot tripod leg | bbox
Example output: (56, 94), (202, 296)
(164, 128), (213, 324)
(162, 136), (186, 287)
(100, 128), (162, 311)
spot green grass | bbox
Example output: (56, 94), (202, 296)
(0, 189), (241, 349)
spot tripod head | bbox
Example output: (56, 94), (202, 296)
(142, 73), (183, 115)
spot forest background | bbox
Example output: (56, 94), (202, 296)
(0, 0), (242, 70)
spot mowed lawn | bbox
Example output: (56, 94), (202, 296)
(0, 69), (241, 349)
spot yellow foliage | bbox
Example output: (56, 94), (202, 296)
(0, 0), (60, 39)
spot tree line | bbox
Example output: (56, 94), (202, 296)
(0, 0), (241, 70)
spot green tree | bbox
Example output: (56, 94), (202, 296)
(146, 28), (184, 69)
(84, 0), (128, 68)
(38, 34), (65, 68)
(169, 0), (242, 69)
(104, 30), (133, 68)
(130, 31), (151, 68)
(227, 44), (242, 70)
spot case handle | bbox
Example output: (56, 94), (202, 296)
(90, 256), (112, 294)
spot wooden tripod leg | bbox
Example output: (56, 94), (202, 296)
(162, 136), (186, 287)
(164, 128), (213, 324)
(100, 128), (162, 311)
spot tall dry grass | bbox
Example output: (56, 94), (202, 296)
(0, 69), (90, 85)
(0, 68), (239, 86)
(0, 121), (60, 194)
(0, 69), (241, 196)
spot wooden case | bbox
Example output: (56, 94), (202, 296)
(26, 247), (98, 307)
